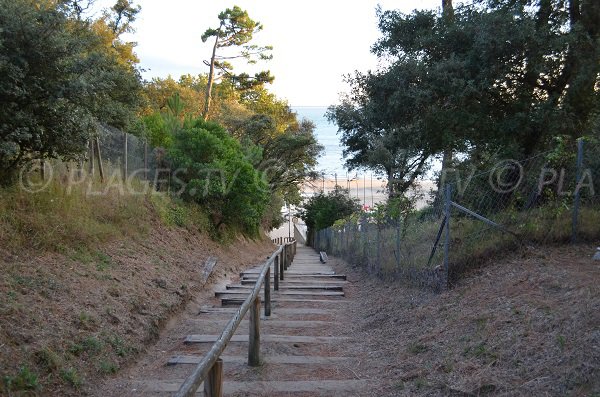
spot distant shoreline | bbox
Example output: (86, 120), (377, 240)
(301, 178), (435, 209)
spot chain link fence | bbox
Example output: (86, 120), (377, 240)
(312, 138), (600, 291)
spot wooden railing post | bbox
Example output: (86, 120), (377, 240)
(248, 295), (261, 366)
(280, 249), (284, 281)
(203, 358), (223, 397)
(284, 245), (289, 270)
(273, 256), (279, 291)
(264, 268), (271, 317)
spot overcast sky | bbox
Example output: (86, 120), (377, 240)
(94, 1), (444, 106)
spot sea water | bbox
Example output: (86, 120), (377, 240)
(292, 106), (347, 178)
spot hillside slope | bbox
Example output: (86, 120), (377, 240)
(0, 190), (274, 395)
(336, 244), (600, 396)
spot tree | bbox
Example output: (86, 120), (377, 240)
(329, 0), (600, 200)
(201, 6), (273, 120)
(220, 86), (323, 204)
(298, 187), (360, 243)
(0, 0), (142, 182)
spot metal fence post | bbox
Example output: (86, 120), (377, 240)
(362, 216), (367, 268)
(376, 223), (381, 275)
(572, 138), (584, 243)
(122, 131), (128, 181)
(396, 217), (401, 269)
(444, 184), (452, 287)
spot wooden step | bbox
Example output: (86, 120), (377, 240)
(167, 355), (352, 366)
(215, 290), (344, 298)
(134, 379), (368, 395)
(221, 297), (348, 306)
(184, 334), (349, 344)
(227, 284), (344, 291)
(187, 319), (334, 328)
(198, 306), (335, 315)
(241, 271), (337, 276)
(240, 278), (347, 286)
(243, 273), (347, 280)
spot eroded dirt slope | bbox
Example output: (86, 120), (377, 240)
(334, 244), (599, 396)
(0, 221), (274, 396)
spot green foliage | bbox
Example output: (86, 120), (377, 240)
(299, 187), (360, 233)
(69, 336), (103, 356)
(0, 0), (142, 181)
(2, 366), (39, 392)
(35, 348), (62, 373)
(329, 0), (600, 196)
(98, 360), (119, 374)
(167, 118), (269, 235)
(59, 368), (82, 388)
(142, 112), (170, 148)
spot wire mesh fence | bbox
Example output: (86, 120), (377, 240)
(93, 124), (161, 183)
(23, 124), (166, 195)
(312, 138), (600, 291)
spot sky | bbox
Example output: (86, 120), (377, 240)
(93, 0), (443, 106)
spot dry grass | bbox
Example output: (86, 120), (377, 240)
(335, 244), (600, 396)
(0, 172), (275, 395)
(323, 203), (600, 287)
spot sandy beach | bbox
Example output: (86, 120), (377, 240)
(301, 177), (436, 210)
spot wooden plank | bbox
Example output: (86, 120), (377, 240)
(215, 290), (344, 297)
(241, 272), (346, 281)
(221, 298), (347, 307)
(167, 355), (352, 366)
(227, 284), (343, 291)
(240, 279), (347, 286)
(135, 379), (368, 394)
(184, 334), (349, 344)
(198, 307), (335, 315)
(187, 319), (334, 328)
(200, 256), (218, 284)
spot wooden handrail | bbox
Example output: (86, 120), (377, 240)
(175, 240), (296, 397)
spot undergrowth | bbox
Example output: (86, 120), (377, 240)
(0, 166), (235, 253)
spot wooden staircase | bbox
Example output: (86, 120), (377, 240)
(135, 245), (367, 396)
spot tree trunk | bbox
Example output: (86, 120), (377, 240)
(203, 34), (220, 121)
(436, 0), (455, 206)
(442, 0), (454, 21)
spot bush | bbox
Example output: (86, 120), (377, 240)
(298, 187), (360, 242)
(167, 118), (269, 235)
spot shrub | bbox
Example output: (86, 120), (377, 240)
(298, 187), (360, 241)
(167, 118), (269, 235)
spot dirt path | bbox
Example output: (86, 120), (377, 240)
(94, 245), (373, 396)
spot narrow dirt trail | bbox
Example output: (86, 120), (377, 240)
(94, 245), (373, 396)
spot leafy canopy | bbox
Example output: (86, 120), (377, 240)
(328, 0), (600, 198)
(0, 0), (142, 181)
